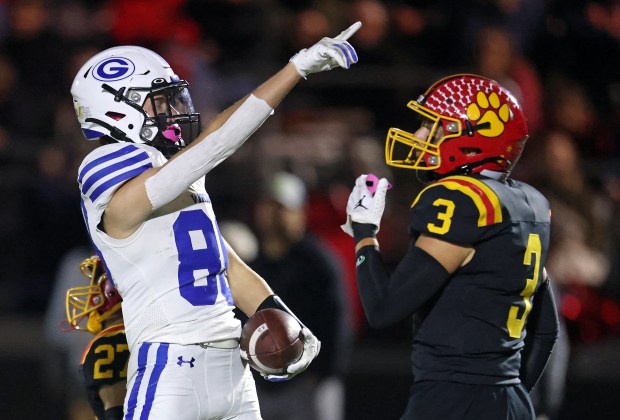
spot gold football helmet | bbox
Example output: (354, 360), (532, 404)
(65, 256), (122, 334)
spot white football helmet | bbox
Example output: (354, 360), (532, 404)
(71, 46), (201, 157)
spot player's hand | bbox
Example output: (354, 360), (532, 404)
(262, 328), (321, 382)
(289, 21), (361, 78)
(341, 174), (390, 237)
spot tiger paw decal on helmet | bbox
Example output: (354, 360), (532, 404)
(466, 91), (510, 137)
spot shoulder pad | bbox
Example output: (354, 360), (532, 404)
(413, 176), (503, 226)
(78, 143), (160, 204)
(80, 324), (126, 365)
(80, 324), (129, 386)
(409, 176), (503, 243)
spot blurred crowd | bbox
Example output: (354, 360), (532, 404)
(1, 0), (620, 417)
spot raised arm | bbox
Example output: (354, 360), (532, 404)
(341, 174), (472, 327)
(103, 66), (300, 238)
(103, 22), (362, 239)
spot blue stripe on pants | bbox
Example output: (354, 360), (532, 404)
(140, 344), (169, 419)
(125, 343), (152, 420)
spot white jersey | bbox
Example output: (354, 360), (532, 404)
(78, 142), (241, 350)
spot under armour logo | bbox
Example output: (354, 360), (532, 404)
(354, 196), (368, 210)
(177, 356), (195, 368)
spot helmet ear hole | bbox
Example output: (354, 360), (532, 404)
(105, 111), (126, 121)
(460, 147), (482, 156)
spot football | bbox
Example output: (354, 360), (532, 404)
(239, 308), (304, 375)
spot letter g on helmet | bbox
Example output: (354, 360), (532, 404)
(92, 57), (136, 82)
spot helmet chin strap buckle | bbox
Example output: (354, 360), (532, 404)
(113, 87), (126, 102)
(85, 117), (129, 142)
(465, 120), (475, 136)
(101, 83), (126, 102)
(454, 163), (474, 175)
(101, 83), (144, 113)
(465, 120), (491, 136)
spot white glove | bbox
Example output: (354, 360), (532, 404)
(341, 174), (390, 237)
(262, 327), (321, 382)
(290, 21), (361, 78)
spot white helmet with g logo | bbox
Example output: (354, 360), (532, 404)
(71, 46), (201, 157)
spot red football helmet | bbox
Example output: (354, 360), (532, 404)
(65, 256), (122, 334)
(385, 74), (529, 176)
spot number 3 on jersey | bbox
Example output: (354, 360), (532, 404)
(427, 198), (455, 234)
(173, 209), (234, 307)
(507, 233), (541, 338)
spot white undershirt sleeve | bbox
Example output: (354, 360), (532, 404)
(145, 94), (273, 210)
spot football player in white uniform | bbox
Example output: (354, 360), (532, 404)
(71, 22), (361, 419)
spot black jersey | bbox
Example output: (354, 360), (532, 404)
(408, 174), (550, 385)
(80, 324), (129, 419)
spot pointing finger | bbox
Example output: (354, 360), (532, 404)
(334, 21), (362, 41)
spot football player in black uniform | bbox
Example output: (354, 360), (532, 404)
(65, 256), (128, 420)
(341, 74), (559, 420)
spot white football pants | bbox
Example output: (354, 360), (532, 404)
(124, 342), (261, 419)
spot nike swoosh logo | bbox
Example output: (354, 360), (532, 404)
(356, 255), (365, 267)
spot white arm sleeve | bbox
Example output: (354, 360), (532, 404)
(145, 94), (273, 210)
